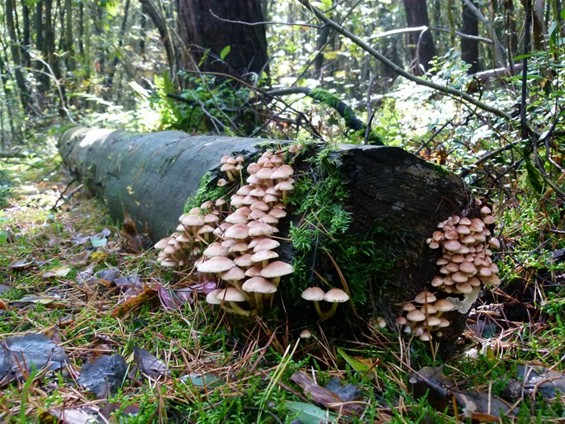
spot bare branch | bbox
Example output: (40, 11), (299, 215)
(208, 9), (321, 28)
(370, 25), (493, 44)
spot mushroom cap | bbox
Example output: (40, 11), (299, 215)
(251, 249), (279, 263)
(221, 266), (246, 282)
(434, 299), (455, 312)
(414, 291), (437, 304)
(251, 238), (280, 252)
(256, 167), (274, 179)
(181, 215), (205, 227)
(426, 316), (442, 327)
(154, 237), (171, 250)
(402, 302), (416, 311)
(224, 223), (249, 240)
(197, 256), (236, 273)
(206, 289), (224, 305)
(248, 222), (275, 237)
(324, 288), (349, 303)
(244, 265), (263, 277)
(406, 309), (426, 322)
(301, 286), (325, 301)
(242, 277), (277, 294)
(203, 243), (230, 258)
(274, 181), (294, 191)
(234, 253), (254, 268)
(228, 241), (250, 253)
(459, 261), (477, 274)
(225, 212), (249, 224)
(216, 287), (247, 302)
(261, 261), (294, 279)
(270, 165), (294, 180)
(269, 208), (287, 218)
(444, 240), (462, 252)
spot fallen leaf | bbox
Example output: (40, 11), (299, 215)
(99, 402), (139, 420)
(78, 354), (128, 398)
(515, 363), (565, 399)
(120, 211), (145, 253)
(133, 347), (170, 380)
(290, 371), (364, 414)
(9, 258), (36, 271)
(110, 285), (158, 317)
(181, 372), (223, 388)
(43, 266), (71, 278)
(409, 366), (514, 419)
(0, 334), (68, 385)
(48, 406), (102, 424)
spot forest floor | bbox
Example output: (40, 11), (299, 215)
(0, 144), (564, 423)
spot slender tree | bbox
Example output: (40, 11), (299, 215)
(461, 0), (479, 73)
(402, 0), (436, 74)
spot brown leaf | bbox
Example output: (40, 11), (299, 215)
(120, 210), (145, 253)
(110, 285), (157, 317)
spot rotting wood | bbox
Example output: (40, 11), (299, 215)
(58, 126), (476, 352)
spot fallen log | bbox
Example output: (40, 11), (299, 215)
(59, 126), (488, 352)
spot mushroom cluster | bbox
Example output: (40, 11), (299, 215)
(300, 286), (350, 320)
(154, 199), (225, 268)
(397, 291), (455, 340)
(155, 150), (296, 316)
(397, 205), (500, 341)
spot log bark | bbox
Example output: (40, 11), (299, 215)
(58, 127), (475, 352)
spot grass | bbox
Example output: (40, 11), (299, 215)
(0, 145), (563, 423)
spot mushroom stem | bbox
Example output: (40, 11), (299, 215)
(227, 301), (254, 316)
(320, 302), (339, 320)
(312, 301), (325, 319)
(253, 293), (264, 314)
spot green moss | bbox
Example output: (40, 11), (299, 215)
(182, 171), (230, 212)
(285, 145), (399, 312)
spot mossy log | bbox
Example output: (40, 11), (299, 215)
(58, 126), (476, 351)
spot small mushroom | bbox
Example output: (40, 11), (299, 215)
(242, 276), (277, 314)
(260, 261), (294, 286)
(301, 287), (326, 319)
(322, 288), (350, 320)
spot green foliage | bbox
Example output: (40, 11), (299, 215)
(182, 171), (230, 213)
(0, 169), (13, 208)
(287, 145), (394, 308)
(153, 72), (261, 136)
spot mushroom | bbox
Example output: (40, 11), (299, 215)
(215, 287), (252, 316)
(260, 260), (294, 286)
(242, 276), (277, 314)
(197, 256), (235, 274)
(322, 288), (350, 320)
(301, 287), (326, 319)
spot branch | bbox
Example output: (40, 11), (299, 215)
(297, 0), (512, 121)
(370, 25), (493, 44)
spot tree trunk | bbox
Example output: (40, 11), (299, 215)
(175, 0), (269, 78)
(461, 0), (480, 73)
(58, 127), (480, 352)
(139, 0), (179, 77)
(6, 0), (31, 111)
(402, 0), (436, 74)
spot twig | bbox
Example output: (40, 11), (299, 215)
(208, 9), (321, 28)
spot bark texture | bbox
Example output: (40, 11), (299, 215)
(176, 0), (268, 77)
(403, 0), (436, 74)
